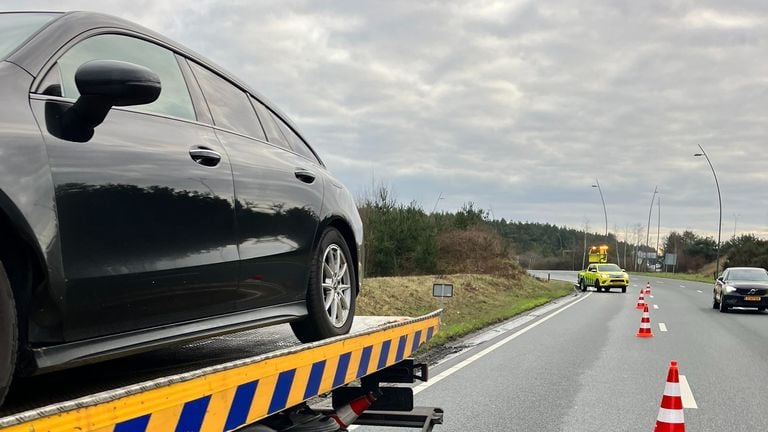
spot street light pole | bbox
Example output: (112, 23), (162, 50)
(656, 195), (661, 259)
(431, 192), (444, 214)
(592, 179), (608, 240)
(645, 186), (659, 270)
(582, 220), (589, 270)
(694, 144), (723, 279)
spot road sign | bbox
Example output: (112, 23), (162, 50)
(432, 283), (454, 298)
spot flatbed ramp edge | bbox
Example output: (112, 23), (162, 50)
(0, 311), (442, 432)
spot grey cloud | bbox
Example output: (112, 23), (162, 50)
(5, 0), (768, 238)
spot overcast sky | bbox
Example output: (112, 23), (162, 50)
(9, 0), (768, 241)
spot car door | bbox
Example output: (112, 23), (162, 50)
(188, 62), (324, 310)
(587, 264), (597, 284)
(29, 33), (239, 341)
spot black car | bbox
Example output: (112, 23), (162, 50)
(0, 11), (363, 405)
(713, 267), (768, 313)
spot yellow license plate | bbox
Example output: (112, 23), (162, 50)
(745, 296), (761, 301)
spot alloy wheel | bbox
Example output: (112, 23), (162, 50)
(321, 244), (352, 327)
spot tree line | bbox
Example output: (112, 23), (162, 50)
(358, 186), (766, 277)
(664, 231), (768, 272)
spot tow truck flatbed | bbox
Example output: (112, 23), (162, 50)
(0, 311), (441, 432)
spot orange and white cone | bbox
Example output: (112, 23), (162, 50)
(330, 392), (378, 429)
(636, 304), (653, 338)
(636, 289), (646, 310)
(654, 360), (685, 431)
(645, 281), (651, 295)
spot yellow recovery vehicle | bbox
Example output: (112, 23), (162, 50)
(0, 312), (442, 432)
(577, 246), (630, 293)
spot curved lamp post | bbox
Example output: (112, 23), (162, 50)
(592, 180), (608, 240)
(645, 186), (659, 271)
(694, 145), (722, 279)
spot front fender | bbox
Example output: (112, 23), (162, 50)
(0, 61), (64, 342)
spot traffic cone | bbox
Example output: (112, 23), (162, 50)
(636, 304), (653, 338)
(330, 391), (378, 429)
(654, 360), (685, 431)
(636, 289), (646, 310)
(645, 281), (651, 295)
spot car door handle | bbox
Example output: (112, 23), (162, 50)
(189, 147), (221, 167)
(294, 168), (316, 184)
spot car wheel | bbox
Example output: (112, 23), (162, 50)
(594, 280), (601, 292)
(579, 279), (586, 292)
(291, 228), (357, 343)
(0, 262), (17, 407)
(621, 286), (627, 294)
(712, 293), (719, 309)
(719, 294), (729, 313)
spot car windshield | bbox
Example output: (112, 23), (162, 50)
(598, 264), (621, 272)
(0, 13), (57, 60)
(728, 269), (768, 282)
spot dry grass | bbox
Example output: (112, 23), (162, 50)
(631, 271), (714, 284)
(358, 274), (573, 346)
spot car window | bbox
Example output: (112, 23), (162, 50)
(250, 97), (290, 150)
(49, 34), (196, 121)
(272, 113), (320, 164)
(0, 13), (57, 60)
(189, 62), (266, 140)
(728, 269), (768, 281)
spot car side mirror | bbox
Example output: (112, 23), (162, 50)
(47, 60), (161, 142)
(621, 269), (626, 272)
(72, 60), (161, 125)
(717, 276), (724, 282)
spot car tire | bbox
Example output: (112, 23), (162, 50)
(291, 228), (357, 343)
(0, 262), (17, 407)
(712, 293), (719, 309)
(579, 279), (586, 292)
(621, 286), (627, 293)
(594, 280), (601, 292)
(719, 294), (729, 313)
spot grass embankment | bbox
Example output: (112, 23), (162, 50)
(358, 274), (572, 347)
(630, 272), (714, 284)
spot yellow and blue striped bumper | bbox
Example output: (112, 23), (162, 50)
(0, 312), (440, 432)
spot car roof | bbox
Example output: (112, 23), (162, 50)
(5, 10), (311, 151)
(726, 267), (766, 271)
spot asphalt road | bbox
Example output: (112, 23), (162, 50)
(358, 272), (768, 431)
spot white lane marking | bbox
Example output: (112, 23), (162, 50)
(696, 290), (702, 293)
(411, 292), (594, 396)
(658, 322), (668, 332)
(657, 280), (665, 284)
(680, 375), (698, 409)
(680, 285), (686, 288)
(653, 304), (659, 310)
